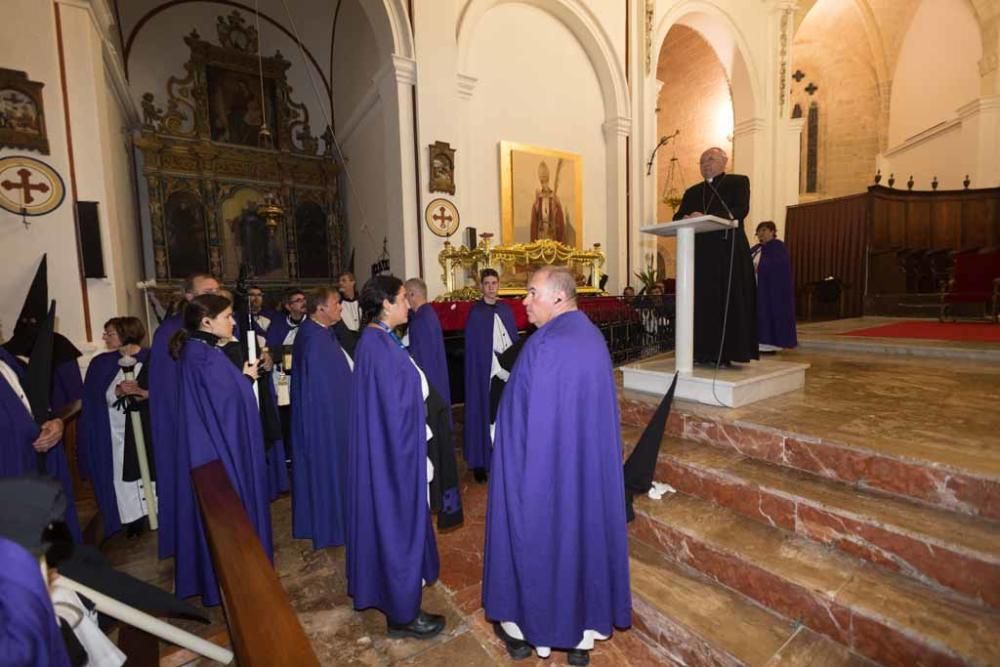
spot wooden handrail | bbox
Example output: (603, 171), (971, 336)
(192, 460), (318, 666)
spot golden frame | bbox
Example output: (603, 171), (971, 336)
(499, 140), (583, 249)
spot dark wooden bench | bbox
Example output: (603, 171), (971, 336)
(940, 248), (1000, 322)
(192, 460), (318, 666)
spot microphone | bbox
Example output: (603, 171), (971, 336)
(645, 130), (680, 175)
(705, 174), (737, 238)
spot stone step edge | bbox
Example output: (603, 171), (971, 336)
(619, 394), (1000, 519)
(631, 498), (998, 666)
(654, 449), (1000, 608)
(630, 537), (876, 667)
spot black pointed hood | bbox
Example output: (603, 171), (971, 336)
(623, 371), (679, 522)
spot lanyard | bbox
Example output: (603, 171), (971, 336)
(374, 320), (405, 350)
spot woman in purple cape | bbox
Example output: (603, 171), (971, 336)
(346, 275), (445, 640)
(751, 221), (798, 352)
(169, 294), (272, 606)
(78, 317), (153, 541)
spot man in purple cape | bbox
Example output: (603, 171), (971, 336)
(78, 346), (151, 541)
(752, 221), (798, 351)
(404, 278), (451, 418)
(290, 287), (352, 549)
(463, 269), (518, 482)
(347, 276), (444, 639)
(0, 345), (81, 543)
(173, 311), (273, 607)
(483, 267), (630, 666)
(148, 273), (220, 559)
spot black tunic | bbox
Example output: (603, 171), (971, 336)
(672, 173), (758, 364)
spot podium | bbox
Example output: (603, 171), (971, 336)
(621, 215), (809, 407)
(640, 215), (735, 373)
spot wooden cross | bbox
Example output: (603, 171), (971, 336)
(432, 206), (452, 229)
(1, 168), (49, 205)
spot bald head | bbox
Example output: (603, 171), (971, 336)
(524, 266), (577, 327)
(404, 277), (428, 309)
(699, 147), (728, 180)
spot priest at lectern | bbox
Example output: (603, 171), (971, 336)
(672, 147), (758, 366)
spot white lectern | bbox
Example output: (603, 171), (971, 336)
(639, 215), (736, 374)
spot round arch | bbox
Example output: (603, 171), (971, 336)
(652, 1), (762, 123)
(359, 0), (415, 61)
(456, 0), (629, 124)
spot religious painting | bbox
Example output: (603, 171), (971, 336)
(206, 66), (281, 148)
(429, 141), (455, 195)
(499, 141), (583, 248)
(220, 187), (288, 281)
(0, 68), (49, 154)
(294, 199), (331, 278)
(163, 190), (209, 278)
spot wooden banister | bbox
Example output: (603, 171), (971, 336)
(192, 460), (318, 666)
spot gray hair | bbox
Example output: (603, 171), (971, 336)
(534, 266), (577, 301)
(404, 277), (427, 299)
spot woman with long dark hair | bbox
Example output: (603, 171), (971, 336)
(169, 294), (272, 606)
(79, 317), (154, 540)
(346, 275), (445, 639)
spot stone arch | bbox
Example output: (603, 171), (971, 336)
(456, 0), (630, 124)
(359, 0), (415, 61)
(653, 1), (762, 125)
(455, 0), (632, 288)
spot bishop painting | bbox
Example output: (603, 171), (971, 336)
(500, 141), (583, 249)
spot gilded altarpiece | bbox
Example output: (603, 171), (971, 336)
(136, 11), (340, 286)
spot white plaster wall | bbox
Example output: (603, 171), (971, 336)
(332, 0), (392, 282)
(126, 4), (331, 149)
(0, 0), (87, 345)
(464, 4), (608, 258)
(887, 0), (981, 147)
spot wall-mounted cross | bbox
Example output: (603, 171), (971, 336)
(792, 70), (805, 82)
(805, 82), (818, 95)
(432, 206), (453, 228)
(1, 168), (49, 205)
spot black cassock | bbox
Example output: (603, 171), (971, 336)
(673, 173), (758, 364)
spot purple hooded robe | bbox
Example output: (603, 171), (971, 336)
(346, 327), (439, 624)
(462, 301), (518, 470)
(483, 311), (631, 649)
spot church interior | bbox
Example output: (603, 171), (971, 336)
(1, 0), (998, 665)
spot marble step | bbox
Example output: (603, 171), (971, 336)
(630, 493), (1000, 667)
(630, 540), (874, 667)
(634, 434), (1000, 608)
(619, 393), (1000, 520)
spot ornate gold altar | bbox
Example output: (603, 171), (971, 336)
(134, 11), (341, 287)
(438, 236), (605, 299)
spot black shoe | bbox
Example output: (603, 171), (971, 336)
(493, 622), (532, 660)
(567, 649), (590, 666)
(125, 517), (147, 539)
(473, 468), (488, 484)
(386, 610), (445, 640)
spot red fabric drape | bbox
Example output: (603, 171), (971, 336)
(785, 194), (870, 318)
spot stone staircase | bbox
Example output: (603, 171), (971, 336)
(619, 400), (1000, 666)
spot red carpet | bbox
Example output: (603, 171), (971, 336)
(840, 320), (1000, 343)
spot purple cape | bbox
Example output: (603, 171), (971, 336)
(463, 301), (518, 470)
(0, 537), (71, 667)
(263, 377), (289, 501)
(290, 319), (352, 548)
(149, 313), (182, 558)
(51, 359), (82, 415)
(755, 239), (798, 348)
(408, 304), (451, 418)
(483, 311), (631, 648)
(78, 349), (150, 540)
(264, 314), (301, 351)
(173, 336), (273, 606)
(347, 327), (438, 624)
(0, 348), (81, 542)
